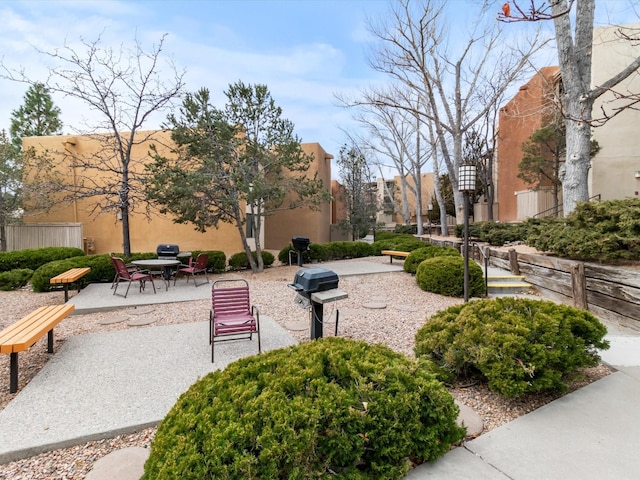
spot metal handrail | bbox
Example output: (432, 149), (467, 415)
(533, 194), (601, 218)
(471, 241), (490, 295)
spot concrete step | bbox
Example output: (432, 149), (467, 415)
(487, 275), (532, 295)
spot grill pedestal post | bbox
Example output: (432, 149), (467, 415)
(311, 300), (323, 340)
(308, 289), (348, 340)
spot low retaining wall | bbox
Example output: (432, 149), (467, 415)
(426, 237), (640, 330)
(488, 248), (640, 329)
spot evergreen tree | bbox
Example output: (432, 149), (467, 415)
(0, 130), (21, 250)
(9, 82), (62, 151)
(146, 83), (331, 273)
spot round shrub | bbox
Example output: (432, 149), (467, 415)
(228, 250), (275, 270)
(415, 256), (485, 298)
(414, 298), (610, 398)
(0, 269), (34, 291)
(143, 337), (465, 479)
(191, 250), (226, 273)
(404, 246), (461, 274)
(30, 254), (116, 292)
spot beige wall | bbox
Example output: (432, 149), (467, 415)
(591, 24), (640, 201)
(264, 143), (333, 250)
(389, 173), (435, 225)
(23, 132), (332, 257)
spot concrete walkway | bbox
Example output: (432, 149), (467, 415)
(1, 258), (639, 480)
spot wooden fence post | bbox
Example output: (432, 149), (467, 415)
(571, 262), (588, 310)
(508, 248), (520, 275)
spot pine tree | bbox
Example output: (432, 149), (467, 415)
(0, 130), (21, 250)
(9, 82), (62, 151)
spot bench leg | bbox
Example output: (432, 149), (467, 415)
(64, 284), (69, 302)
(9, 352), (18, 394)
(47, 329), (54, 353)
(389, 255), (393, 264)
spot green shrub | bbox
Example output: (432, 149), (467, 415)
(190, 250), (226, 273)
(30, 254), (116, 292)
(308, 243), (329, 262)
(0, 247), (85, 273)
(404, 246), (461, 274)
(324, 241), (374, 259)
(374, 231), (397, 242)
(415, 256), (485, 298)
(371, 235), (425, 256)
(0, 269), (34, 291)
(228, 250), (275, 270)
(394, 224), (417, 234)
(414, 298), (610, 398)
(143, 337), (465, 479)
(454, 221), (529, 246)
(279, 241), (374, 265)
(526, 199), (640, 261)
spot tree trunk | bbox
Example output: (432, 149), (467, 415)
(562, 115), (592, 215)
(552, 0), (595, 216)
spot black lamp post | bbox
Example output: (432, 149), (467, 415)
(458, 164), (477, 302)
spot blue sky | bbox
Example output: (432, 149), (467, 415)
(0, 0), (637, 176)
(0, 0), (392, 160)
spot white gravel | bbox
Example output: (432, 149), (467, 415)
(0, 256), (611, 479)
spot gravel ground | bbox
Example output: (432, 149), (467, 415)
(0, 256), (612, 479)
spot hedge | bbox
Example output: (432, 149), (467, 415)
(143, 337), (465, 479)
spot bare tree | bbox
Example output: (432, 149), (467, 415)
(500, 0), (640, 215)
(358, 0), (549, 224)
(336, 142), (378, 240)
(2, 34), (185, 256)
(344, 92), (432, 233)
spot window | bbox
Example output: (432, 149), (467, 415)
(246, 213), (255, 238)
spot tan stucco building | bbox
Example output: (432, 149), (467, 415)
(590, 24), (640, 202)
(376, 173), (435, 226)
(22, 131), (333, 257)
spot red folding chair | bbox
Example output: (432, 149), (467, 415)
(111, 256), (156, 298)
(210, 279), (261, 362)
(174, 253), (209, 287)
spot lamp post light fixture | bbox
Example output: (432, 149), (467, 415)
(458, 164), (477, 302)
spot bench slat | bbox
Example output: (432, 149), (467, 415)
(50, 267), (91, 284)
(0, 305), (75, 353)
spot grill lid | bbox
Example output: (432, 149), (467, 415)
(289, 267), (339, 294)
(157, 244), (180, 257)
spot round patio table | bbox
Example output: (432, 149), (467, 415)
(131, 259), (180, 290)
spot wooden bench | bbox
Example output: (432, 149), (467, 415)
(381, 250), (411, 264)
(50, 267), (91, 301)
(0, 304), (75, 393)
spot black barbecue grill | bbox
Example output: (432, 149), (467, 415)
(289, 267), (339, 296)
(289, 267), (340, 340)
(291, 236), (310, 266)
(157, 244), (180, 260)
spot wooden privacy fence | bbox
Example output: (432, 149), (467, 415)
(5, 223), (83, 252)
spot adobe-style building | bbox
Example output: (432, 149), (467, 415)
(22, 131), (333, 257)
(376, 173), (435, 226)
(495, 24), (640, 222)
(496, 66), (560, 222)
